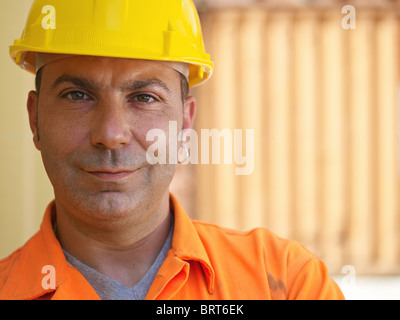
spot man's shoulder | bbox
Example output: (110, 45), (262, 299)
(0, 247), (23, 290)
(191, 220), (316, 264)
(187, 220), (336, 299)
(192, 219), (278, 240)
(0, 229), (46, 299)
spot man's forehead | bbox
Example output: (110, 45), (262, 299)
(36, 53), (189, 82)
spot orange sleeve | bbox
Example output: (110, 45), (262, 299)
(287, 258), (345, 300)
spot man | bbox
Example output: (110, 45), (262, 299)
(0, 0), (344, 300)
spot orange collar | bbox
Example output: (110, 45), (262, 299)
(169, 194), (215, 294)
(1, 203), (69, 299)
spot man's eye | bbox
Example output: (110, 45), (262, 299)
(133, 94), (156, 103)
(65, 91), (91, 101)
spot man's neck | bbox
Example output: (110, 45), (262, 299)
(54, 196), (173, 287)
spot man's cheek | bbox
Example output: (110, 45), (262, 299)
(144, 120), (186, 166)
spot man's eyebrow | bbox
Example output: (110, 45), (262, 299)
(50, 75), (100, 91)
(50, 75), (171, 93)
(119, 79), (171, 93)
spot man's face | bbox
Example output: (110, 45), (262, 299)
(27, 56), (195, 223)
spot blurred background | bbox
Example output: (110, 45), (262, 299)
(1, 0), (399, 299)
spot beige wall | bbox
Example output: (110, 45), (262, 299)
(0, 0), (53, 259)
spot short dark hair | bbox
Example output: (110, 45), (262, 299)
(35, 67), (189, 104)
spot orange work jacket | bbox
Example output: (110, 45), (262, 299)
(0, 194), (344, 300)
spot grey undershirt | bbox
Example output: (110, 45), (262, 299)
(63, 224), (174, 300)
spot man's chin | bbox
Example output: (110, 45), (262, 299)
(69, 191), (146, 222)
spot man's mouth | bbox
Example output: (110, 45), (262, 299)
(84, 169), (137, 182)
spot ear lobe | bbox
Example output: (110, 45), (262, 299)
(27, 90), (41, 150)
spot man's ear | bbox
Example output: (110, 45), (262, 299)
(182, 96), (196, 131)
(27, 90), (41, 150)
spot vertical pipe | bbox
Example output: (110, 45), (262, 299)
(292, 10), (319, 250)
(264, 11), (293, 238)
(320, 9), (346, 271)
(347, 10), (375, 270)
(237, 9), (266, 230)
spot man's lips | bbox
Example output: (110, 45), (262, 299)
(84, 169), (137, 182)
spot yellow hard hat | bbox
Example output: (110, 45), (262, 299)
(10, 0), (213, 87)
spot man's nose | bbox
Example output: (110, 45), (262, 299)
(90, 102), (132, 149)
